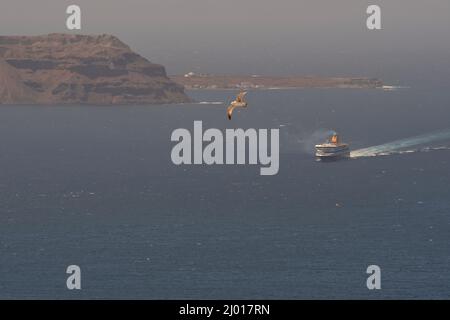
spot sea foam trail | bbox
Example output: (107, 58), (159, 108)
(350, 129), (450, 158)
(197, 101), (223, 105)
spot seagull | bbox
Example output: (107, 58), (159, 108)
(227, 91), (248, 120)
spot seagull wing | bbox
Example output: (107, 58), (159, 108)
(236, 91), (247, 103)
(227, 104), (236, 120)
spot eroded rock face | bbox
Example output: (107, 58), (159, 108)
(0, 34), (191, 104)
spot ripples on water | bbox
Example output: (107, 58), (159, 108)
(0, 88), (450, 298)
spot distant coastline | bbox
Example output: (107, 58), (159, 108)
(171, 73), (383, 90)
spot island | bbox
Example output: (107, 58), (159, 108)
(0, 34), (191, 104)
(171, 72), (383, 90)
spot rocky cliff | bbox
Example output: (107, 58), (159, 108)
(0, 34), (191, 104)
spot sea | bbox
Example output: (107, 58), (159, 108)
(0, 87), (449, 299)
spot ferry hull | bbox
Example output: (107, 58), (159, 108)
(315, 150), (350, 161)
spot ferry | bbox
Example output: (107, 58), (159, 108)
(315, 133), (350, 161)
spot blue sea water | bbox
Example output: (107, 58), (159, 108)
(0, 87), (449, 299)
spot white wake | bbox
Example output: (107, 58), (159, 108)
(350, 129), (450, 158)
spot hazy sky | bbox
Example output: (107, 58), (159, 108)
(1, 0), (450, 83)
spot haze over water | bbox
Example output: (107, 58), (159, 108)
(1, 0), (450, 86)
